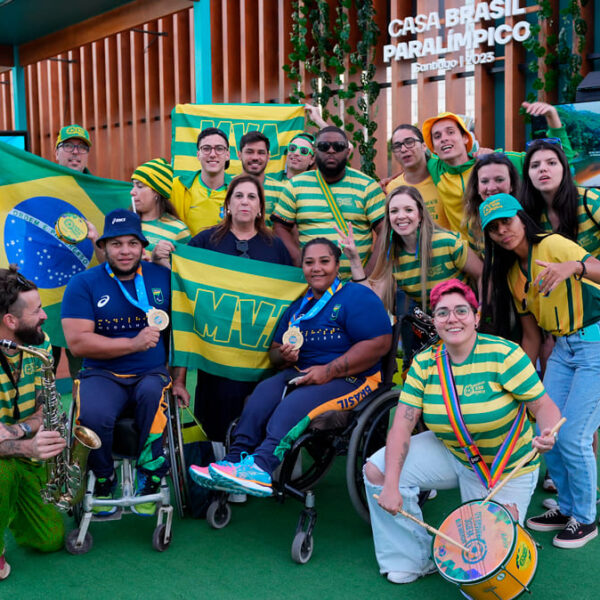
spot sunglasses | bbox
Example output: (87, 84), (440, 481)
(288, 143), (314, 156)
(525, 137), (562, 150)
(235, 239), (249, 258)
(316, 141), (348, 153)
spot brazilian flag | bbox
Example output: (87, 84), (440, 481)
(171, 103), (305, 179)
(0, 141), (131, 346)
(171, 244), (307, 381)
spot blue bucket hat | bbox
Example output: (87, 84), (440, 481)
(96, 209), (149, 247)
(479, 193), (523, 231)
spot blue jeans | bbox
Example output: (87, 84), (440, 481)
(542, 327), (600, 524)
(364, 431), (538, 575)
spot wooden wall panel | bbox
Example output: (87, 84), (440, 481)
(0, 71), (14, 130)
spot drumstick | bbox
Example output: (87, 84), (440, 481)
(484, 417), (566, 503)
(373, 494), (471, 554)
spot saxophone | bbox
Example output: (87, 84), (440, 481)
(0, 339), (101, 511)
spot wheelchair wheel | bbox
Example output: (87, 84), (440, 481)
(284, 432), (337, 492)
(152, 524), (171, 552)
(166, 395), (189, 518)
(206, 499), (232, 529)
(346, 389), (400, 524)
(291, 531), (313, 564)
(65, 529), (93, 555)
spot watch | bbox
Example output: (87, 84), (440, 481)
(18, 422), (32, 438)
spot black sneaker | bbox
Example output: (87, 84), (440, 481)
(553, 518), (598, 548)
(93, 474), (117, 516)
(526, 508), (570, 531)
(131, 471), (161, 517)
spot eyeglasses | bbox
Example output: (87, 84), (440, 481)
(525, 137), (562, 150)
(316, 141), (348, 153)
(59, 141), (90, 153)
(288, 143), (314, 156)
(199, 144), (228, 156)
(391, 138), (419, 152)
(432, 305), (472, 321)
(235, 239), (250, 258)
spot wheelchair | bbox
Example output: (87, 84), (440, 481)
(203, 319), (436, 564)
(65, 389), (188, 555)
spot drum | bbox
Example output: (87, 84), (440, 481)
(432, 500), (537, 600)
(55, 213), (88, 245)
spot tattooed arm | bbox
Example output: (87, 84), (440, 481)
(376, 402), (422, 515)
(0, 400), (44, 444)
(294, 333), (392, 385)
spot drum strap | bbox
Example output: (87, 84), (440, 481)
(435, 344), (527, 490)
(315, 169), (349, 234)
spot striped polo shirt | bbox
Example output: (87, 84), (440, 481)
(400, 333), (545, 475)
(509, 233), (600, 335)
(272, 167), (386, 277)
(141, 213), (192, 251)
(386, 173), (450, 229)
(392, 229), (469, 309)
(1, 334), (51, 425)
(538, 186), (600, 257)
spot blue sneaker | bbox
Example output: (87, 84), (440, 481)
(131, 471), (161, 517)
(209, 453), (272, 497)
(189, 461), (235, 491)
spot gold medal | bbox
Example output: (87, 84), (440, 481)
(147, 308), (170, 331)
(282, 326), (304, 349)
(55, 212), (88, 244)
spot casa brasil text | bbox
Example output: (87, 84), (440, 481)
(383, 0), (532, 72)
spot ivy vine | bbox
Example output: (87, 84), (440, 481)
(523, 0), (589, 103)
(283, 0), (381, 178)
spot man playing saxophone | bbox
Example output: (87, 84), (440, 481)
(0, 266), (66, 581)
(61, 209), (172, 518)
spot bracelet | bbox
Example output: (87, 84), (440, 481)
(574, 260), (586, 281)
(351, 275), (368, 282)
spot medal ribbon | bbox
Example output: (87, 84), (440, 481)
(105, 263), (151, 313)
(315, 169), (348, 234)
(435, 344), (527, 490)
(290, 278), (343, 328)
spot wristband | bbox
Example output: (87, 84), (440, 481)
(351, 276), (368, 282)
(18, 422), (32, 438)
(574, 260), (586, 281)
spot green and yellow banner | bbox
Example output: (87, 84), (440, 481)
(171, 244), (307, 381)
(171, 103), (305, 178)
(0, 141), (131, 346)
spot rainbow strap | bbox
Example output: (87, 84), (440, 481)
(315, 169), (348, 234)
(435, 344), (527, 490)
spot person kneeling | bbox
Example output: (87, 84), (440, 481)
(190, 238), (392, 496)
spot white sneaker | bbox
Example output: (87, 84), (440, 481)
(228, 492), (247, 504)
(387, 560), (437, 584)
(542, 497), (559, 510)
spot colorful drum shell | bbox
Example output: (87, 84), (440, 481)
(55, 213), (88, 245)
(432, 500), (537, 600)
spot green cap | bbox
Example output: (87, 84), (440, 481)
(56, 124), (91, 148)
(131, 158), (173, 199)
(479, 193), (523, 231)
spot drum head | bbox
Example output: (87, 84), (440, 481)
(433, 500), (516, 584)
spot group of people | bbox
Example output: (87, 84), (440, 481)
(1, 99), (599, 591)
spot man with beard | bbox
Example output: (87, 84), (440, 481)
(0, 266), (67, 580)
(272, 126), (386, 276)
(61, 209), (171, 517)
(239, 130), (286, 227)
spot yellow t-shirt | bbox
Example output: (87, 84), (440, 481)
(386, 173), (450, 229)
(508, 234), (600, 335)
(170, 172), (232, 236)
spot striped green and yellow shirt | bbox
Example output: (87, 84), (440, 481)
(538, 186), (600, 257)
(392, 229), (469, 309)
(1, 334), (51, 425)
(141, 213), (192, 251)
(272, 167), (386, 277)
(400, 333), (545, 475)
(263, 175), (287, 227)
(509, 233), (600, 335)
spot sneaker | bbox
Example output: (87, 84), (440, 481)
(228, 493), (247, 504)
(542, 497), (559, 510)
(189, 461), (234, 491)
(92, 475), (117, 516)
(131, 471), (161, 517)
(0, 553), (10, 580)
(209, 453), (273, 497)
(543, 472), (557, 493)
(553, 518), (598, 548)
(526, 508), (570, 531)
(387, 560), (437, 584)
